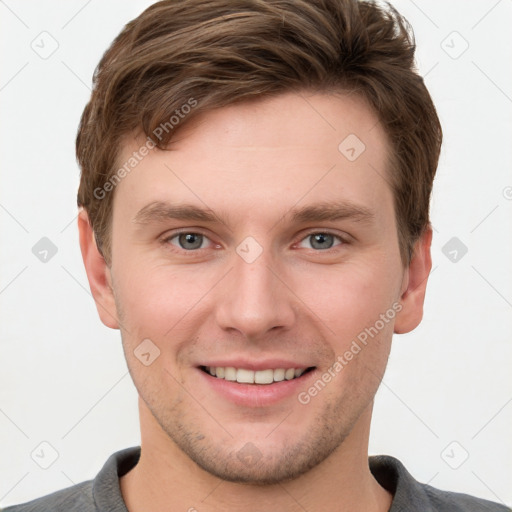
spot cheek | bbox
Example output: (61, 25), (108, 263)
(114, 265), (204, 395)
(113, 261), (217, 343)
(291, 260), (400, 341)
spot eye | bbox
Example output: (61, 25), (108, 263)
(298, 232), (344, 250)
(167, 232), (211, 251)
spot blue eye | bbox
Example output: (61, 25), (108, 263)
(163, 231), (344, 253)
(299, 233), (343, 250)
(169, 233), (208, 250)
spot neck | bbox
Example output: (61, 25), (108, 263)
(120, 400), (393, 512)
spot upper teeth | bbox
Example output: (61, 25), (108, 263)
(204, 366), (306, 384)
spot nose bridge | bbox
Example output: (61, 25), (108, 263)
(215, 240), (295, 337)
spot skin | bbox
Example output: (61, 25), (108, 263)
(79, 91), (432, 512)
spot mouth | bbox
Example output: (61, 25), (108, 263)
(199, 365), (316, 384)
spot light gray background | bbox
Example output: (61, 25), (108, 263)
(1, 0), (511, 508)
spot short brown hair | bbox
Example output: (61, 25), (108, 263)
(76, 0), (442, 265)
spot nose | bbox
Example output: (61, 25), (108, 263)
(215, 245), (296, 339)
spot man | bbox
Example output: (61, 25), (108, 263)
(3, 0), (509, 511)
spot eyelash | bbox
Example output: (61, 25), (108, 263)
(160, 229), (349, 255)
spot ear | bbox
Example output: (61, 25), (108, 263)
(394, 226), (432, 334)
(78, 209), (120, 329)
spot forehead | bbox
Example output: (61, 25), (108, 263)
(113, 91), (393, 227)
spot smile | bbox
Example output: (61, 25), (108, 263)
(200, 366), (315, 384)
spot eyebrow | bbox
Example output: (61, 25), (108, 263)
(133, 200), (375, 227)
(288, 202), (375, 225)
(134, 201), (219, 225)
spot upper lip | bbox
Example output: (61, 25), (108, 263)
(198, 359), (314, 371)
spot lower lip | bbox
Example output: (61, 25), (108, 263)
(198, 368), (316, 407)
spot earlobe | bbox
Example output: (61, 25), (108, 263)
(78, 209), (120, 329)
(393, 227), (433, 334)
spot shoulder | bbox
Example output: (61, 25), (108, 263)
(369, 455), (510, 512)
(421, 484), (511, 512)
(1, 480), (94, 512)
(1, 446), (140, 512)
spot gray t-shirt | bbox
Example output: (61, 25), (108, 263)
(2, 447), (510, 511)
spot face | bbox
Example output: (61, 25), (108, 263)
(90, 92), (413, 484)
